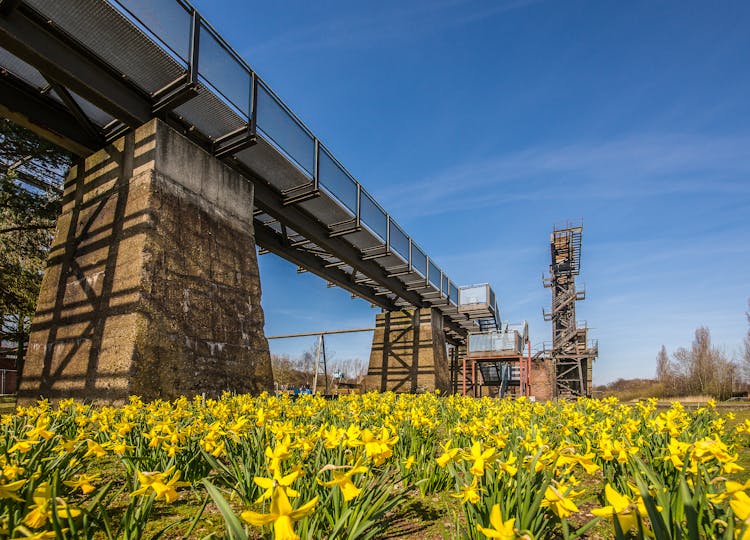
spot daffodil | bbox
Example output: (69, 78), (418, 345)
(83, 439), (108, 458)
(436, 439), (460, 467)
(254, 465), (302, 503)
(496, 453), (518, 477)
(476, 503), (517, 539)
(23, 482), (81, 529)
(265, 436), (293, 473)
(7, 438), (40, 454)
(241, 486), (318, 540)
(130, 467), (185, 503)
(63, 473), (100, 495)
(463, 440), (496, 477)
(666, 438), (690, 468)
(0, 477), (25, 501)
(317, 461), (368, 502)
(541, 484), (580, 519)
(592, 484), (645, 532)
(358, 427), (398, 466)
(451, 476), (481, 504)
(731, 490), (750, 521)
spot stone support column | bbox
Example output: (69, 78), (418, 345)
(364, 308), (449, 393)
(18, 119), (273, 403)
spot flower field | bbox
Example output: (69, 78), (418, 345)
(1, 393), (750, 539)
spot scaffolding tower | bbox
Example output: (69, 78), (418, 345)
(543, 225), (599, 398)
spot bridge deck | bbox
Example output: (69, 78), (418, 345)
(0, 0), (500, 343)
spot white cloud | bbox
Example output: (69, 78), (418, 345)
(379, 132), (750, 217)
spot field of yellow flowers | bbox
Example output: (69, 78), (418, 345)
(2, 392), (750, 539)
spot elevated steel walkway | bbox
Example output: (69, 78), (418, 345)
(0, 0), (501, 344)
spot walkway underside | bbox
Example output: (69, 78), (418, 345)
(0, 0), (490, 346)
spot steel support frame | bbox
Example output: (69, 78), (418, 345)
(0, 1), (470, 343)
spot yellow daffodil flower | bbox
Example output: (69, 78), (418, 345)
(241, 486), (318, 540)
(130, 466), (186, 503)
(254, 466), (302, 503)
(476, 503), (517, 539)
(463, 440), (496, 477)
(731, 491), (750, 521)
(592, 484), (643, 532)
(0, 477), (26, 501)
(63, 473), (100, 495)
(451, 476), (481, 504)
(541, 484), (580, 519)
(23, 482), (81, 529)
(317, 461), (368, 502)
(436, 439), (460, 468)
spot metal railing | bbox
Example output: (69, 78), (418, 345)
(105, 0), (463, 307)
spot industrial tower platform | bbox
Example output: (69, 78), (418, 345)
(542, 225), (599, 398)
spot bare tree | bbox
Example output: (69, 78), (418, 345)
(656, 345), (670, 382)
(669, 327), (737, 399)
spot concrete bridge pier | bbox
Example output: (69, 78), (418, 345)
(18, 119), (273, 404)
(364, 308), (450, 393)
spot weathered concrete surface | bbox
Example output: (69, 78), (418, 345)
(19, 119), (273, 404)
(364, 308), (449, 393)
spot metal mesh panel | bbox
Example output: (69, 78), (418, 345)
(26, 0), (183, 94)
(0, 49), (47, 89)
(173, 84), (245, 139)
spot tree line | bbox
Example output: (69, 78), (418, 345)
(655, 302), (750, 400)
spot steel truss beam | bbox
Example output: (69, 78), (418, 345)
(0, 1), (470, 343)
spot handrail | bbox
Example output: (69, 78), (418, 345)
(105, 0), (466, 308)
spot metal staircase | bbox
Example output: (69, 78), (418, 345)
(543, 225), (598, 398)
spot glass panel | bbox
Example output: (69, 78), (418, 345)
(256, 84), (314, 174)
(442, 276), (449, 296)
(361, 192), (387, 241)
(428, 261), (440, 289)
(198, 24), (250, 116)
(450, 283), (459, 306)
(116, 0), (191, 60)
(389, 221), (409, 262)
(319, 148), (357, 213)
(460, 284), (488, 306)
(469, 331), (523, 355)
(412, 245), (427, 277)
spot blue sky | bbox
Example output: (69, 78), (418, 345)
(192, 0), (750, 384)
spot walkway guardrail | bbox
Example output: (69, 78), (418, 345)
(0, 0), (506, 340)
